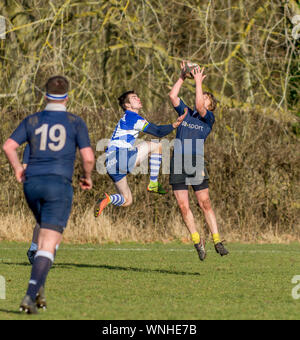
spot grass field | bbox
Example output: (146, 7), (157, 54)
(0, 241), (299, 320)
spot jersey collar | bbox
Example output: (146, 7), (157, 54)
(44, 103), (67, 112)
(125, 109), (139, 115)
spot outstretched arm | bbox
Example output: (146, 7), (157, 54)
(192, 66), (207, 117)
(143, 109), (188, 137)
(169, 61), (186, 107)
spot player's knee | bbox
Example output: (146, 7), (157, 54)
(178, 202), (190, 217)
(152, 142), (162, 154)
(38, 239), (57, 255)
(38, 228), (62, 253)
(199, 198), (212, 212)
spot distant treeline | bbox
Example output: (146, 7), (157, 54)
(0, 0), (299, 121)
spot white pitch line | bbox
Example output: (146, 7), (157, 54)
(0, 247), (300, 254)
(59, 248), (300, 254)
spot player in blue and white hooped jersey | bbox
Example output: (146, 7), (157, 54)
(3, 76), (95, 314)
(94, 90), (187, 217)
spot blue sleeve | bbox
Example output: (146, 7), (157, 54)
(22, 144), (30, 164)
(75, 117), (91, 149)
(9, 119), (28, 146)
(173, 99), (192, 117)
(202, 110), (215, 128)
(143, 122), (174, 138)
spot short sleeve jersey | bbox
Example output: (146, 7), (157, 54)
(10, 110), (91, 181)
(173, 99), (215, 154)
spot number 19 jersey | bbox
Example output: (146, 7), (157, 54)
(9, 107), (91, 181)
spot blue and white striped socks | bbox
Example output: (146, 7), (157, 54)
(109, 194), (125, 206)
(149, 153), (162, 182)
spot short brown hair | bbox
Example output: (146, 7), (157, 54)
(45, 76), (69, 94)
(118, 90), (135, 111)
(204, 91), (217, 111)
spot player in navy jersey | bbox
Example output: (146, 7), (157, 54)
(169, 62), (229, 261)
(94, 90), (187, 217)
(3, 76), (95, 314)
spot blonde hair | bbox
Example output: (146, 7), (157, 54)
(204, 92), (217, 111)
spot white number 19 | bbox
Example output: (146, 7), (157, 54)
(35, 124), (66, 151)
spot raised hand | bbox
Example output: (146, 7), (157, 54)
(192, 66), (207, 83)
(180, 60), (187, 80)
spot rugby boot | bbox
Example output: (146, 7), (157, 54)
(36, 285), (47, 310)
(94, 193), (110, 217)
(19, 295), (38, 314)
(27, 249), (37, 265)
(214, 242), (229, 256)
(147, 181), (167, 194)
(194, 241), (206, 261)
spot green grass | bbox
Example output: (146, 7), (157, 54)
(0, 241), (299, 320)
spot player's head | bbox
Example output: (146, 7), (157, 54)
(45, 76), (69, 103)
(118, 90), (142, 112)
(203, 92), (217, 112)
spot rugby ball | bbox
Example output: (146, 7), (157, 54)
(183, 61), (199, 79)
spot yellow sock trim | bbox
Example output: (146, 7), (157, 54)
(212, 233), (221, 244)
(191, 232), (200, 244)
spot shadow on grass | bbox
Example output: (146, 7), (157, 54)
(1, 261), (201, 276)
(0, 308), (23, 315)
(56, 263), (201, 276)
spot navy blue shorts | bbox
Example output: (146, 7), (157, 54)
(105, 148), (138, 183)
(172, 179), (209, 192)
(23, 175), (73, 234)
